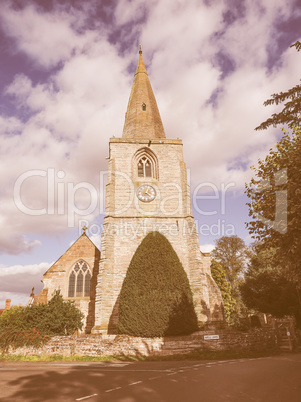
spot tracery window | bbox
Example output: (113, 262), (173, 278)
(138, 156), (152, 177)
(68, 260), (91, 298)
(135, 148), (158, 179)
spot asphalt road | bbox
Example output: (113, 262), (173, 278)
(0, 353), (300, 402)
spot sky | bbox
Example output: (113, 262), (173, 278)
(0, 0), (300, 307)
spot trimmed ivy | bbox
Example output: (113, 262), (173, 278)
(117, 232), (198, 337)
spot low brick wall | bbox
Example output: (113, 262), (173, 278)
(6, 329), (278, 357)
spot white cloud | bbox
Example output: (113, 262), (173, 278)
(0, 115), (23, 135)
(0, 292), (29, 308)
(0, 262), (49, 277)
(5, 74), (53, 112)
(200, 244), (215, 253)
(0, 0), (300, 257)
(0, 2), (97, 69)
(0, 262), (50, 306)
(0, 5), (130, 254)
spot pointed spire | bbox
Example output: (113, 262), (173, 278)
(122, 47), (166, 139)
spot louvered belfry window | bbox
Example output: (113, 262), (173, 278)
(68, 260), (91, 298)
(137, 156), (153, 177)
(135, 148), (158, 180)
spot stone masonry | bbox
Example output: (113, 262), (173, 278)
(92, 49), (223, 334)
(6, 329), (278, 357)
(38, 232), (100, 333)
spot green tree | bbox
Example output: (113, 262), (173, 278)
(255, 41), (301, 131)
(117, 231), (199, 337)
(33, 290), (84, 335)
(0, 306), (24, 329)
(240, 247), (301, 327)
(211, 236), (249, 290)
(210, 259), (236, 321)
(245, 128), (301, 283)
(211, 236), (250, 327)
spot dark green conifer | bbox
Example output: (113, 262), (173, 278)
(117, 232), (199, 337)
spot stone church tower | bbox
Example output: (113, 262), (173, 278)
(92, 49), (223, 334)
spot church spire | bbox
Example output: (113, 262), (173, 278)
(122, 47), (166, 139)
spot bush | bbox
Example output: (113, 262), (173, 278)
(0, 327), (50, 354)
(0, 290), (84, 353)
(117, 232), (199, 337)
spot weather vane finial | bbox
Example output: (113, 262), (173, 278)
(139, 44), (142, 54)
(82, 225), (87, 234)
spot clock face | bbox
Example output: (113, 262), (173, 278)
(136, 184), (156, 202)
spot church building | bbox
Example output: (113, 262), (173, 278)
(38, 48), (223, 333)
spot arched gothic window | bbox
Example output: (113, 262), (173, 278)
(68, 260), (91, 298)
(135, 148), (158, 179)
(138, 156), (152, 177)
(84, 271), (91, 297)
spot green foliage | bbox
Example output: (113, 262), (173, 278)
(211, 236), (249, 289)
(0, 327), (50, 354)
(245, 128), (301, 282)
(240, 247), (301, 327)
(0, 290), (84, 353)
(210, 259), (236, 321)
(211, 236), (250, 328)
(255, 41), (301, 130)
(37, 290), (84, 336)
(117, 232), (199, 337)
(0, 306), (24, 329)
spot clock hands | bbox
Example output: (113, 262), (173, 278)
(136, 184), (156, 202)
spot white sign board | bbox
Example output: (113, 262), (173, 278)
(204, 335), (219, 340)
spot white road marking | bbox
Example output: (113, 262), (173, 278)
(54, 363), (130, 368)
(75, 393), (98, 400)
(98, 369), (172, 372)
(129, 381), (142, 386)
(105, 387), (122, 393)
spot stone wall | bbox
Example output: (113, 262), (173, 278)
(6, 330), (278, 357)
